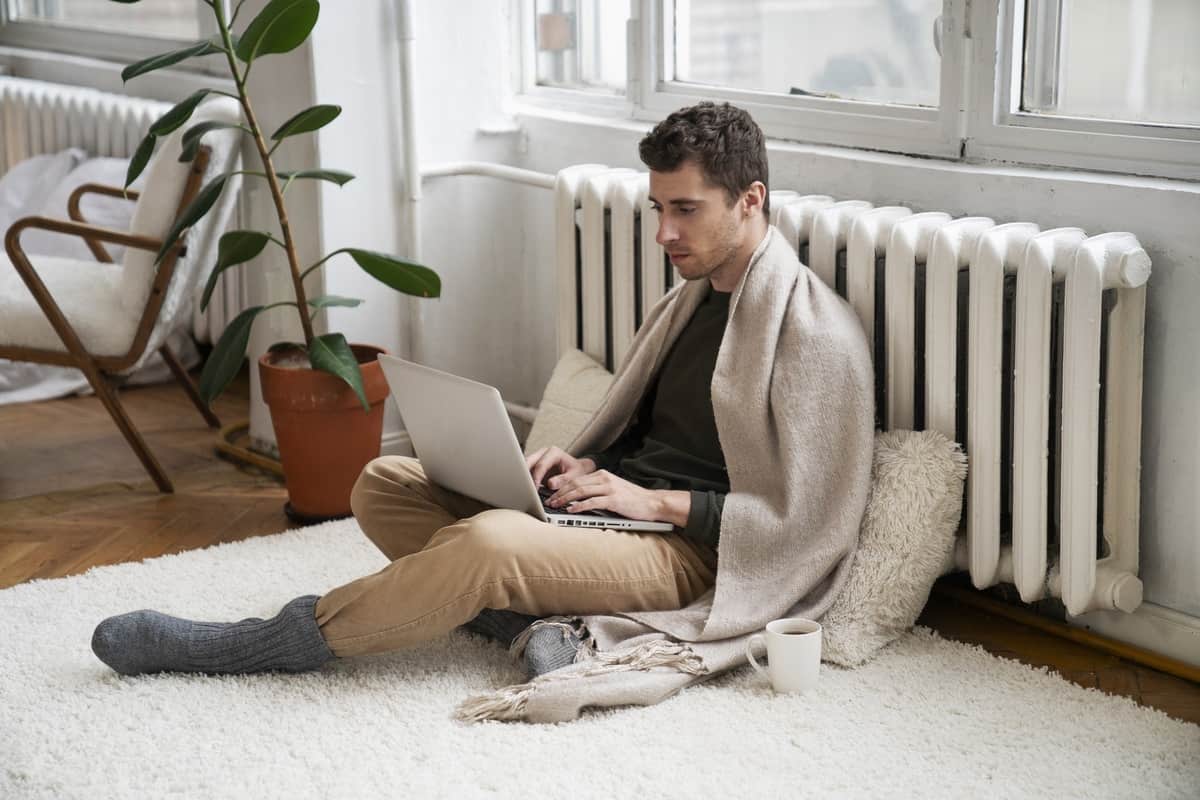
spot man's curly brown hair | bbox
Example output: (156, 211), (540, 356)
(638, 101), (769, 216)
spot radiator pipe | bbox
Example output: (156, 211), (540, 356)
(397, 0), (422, 362)
(421, 161), (556, 190)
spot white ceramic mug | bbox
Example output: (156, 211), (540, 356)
(745, 617), (822, 693)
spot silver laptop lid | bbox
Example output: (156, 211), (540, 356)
(377, 356), (675, 533)
(379, 355), (546, 519)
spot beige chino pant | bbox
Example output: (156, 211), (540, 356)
(314, 457), (719, 658)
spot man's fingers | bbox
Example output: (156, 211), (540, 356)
(547, 464), (586, 490)
(548, 472), (609, 506)
(530, 451), (559, 487)
(566, 495), (607, 514)
(524, 448), (547, 470)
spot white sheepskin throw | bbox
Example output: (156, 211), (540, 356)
(821, 429), (967, 667)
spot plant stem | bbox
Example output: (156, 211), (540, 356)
(213, 2), (314, 346)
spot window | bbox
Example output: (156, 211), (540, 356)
(1022, 0), (1200, 127)
(7, 0), (208, 40)
(970, 0), (1200, 179)
(674, 0), (942, 108)
(0, 0), (223, 75)
(533, 0), (629, 94)
(518, 0), (1200, 179)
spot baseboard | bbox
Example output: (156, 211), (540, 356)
(381, 430), (414, 457)
(1069, 602), (1200, 669)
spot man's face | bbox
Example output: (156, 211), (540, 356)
(648, 161), (750, 285)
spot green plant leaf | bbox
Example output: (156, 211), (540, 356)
(149, 89), (215, 137)
(276, 169), (354, 186)
(235, 0), (319, 63)
(125, 134), (156, 190)
(347, 249), (441, 298)
(121, 40), (222, 83)
(308, 333), (369, 411)
(198, 304), (265, 404)
(155, 174), (228, 264)
(306, 294), (363, 309)
(200, 231), (271, 312)
(271, 104), (341, 141)
(179, 120), (244, 162)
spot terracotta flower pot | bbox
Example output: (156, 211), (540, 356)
(258, 343), (389, 521)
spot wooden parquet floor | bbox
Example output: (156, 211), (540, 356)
(1, 369), (1197, 726)
(0, 370), (290, 585)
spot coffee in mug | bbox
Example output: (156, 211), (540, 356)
(745, 617), (822, 693)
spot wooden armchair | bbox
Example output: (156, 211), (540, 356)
(0, 98), (244, 492)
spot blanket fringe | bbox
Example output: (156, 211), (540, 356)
(456, 637), (707, 722)
(454, 682), (534, 722)
(579, 638), (707, 675)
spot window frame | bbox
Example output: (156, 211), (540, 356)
(515, 0), (1200, 181)
(0, 0), (229, 78)
(964, 0), (1200, 181)
(632, 0), (966, 160)
(516, 0), (634, 116)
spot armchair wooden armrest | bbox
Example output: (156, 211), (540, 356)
(66, 183), (143, 263)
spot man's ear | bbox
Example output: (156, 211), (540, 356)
(743, 181), (768, 218)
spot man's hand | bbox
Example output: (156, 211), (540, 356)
(526, 446), (597, 489)
(545, 469), (691, 527)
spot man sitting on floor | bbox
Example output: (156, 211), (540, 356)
(90, 101), (875, 690)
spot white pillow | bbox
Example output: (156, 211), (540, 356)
(0, 148), (86, 236)
(821, 429), (967, 667)
(523, 349), (614, 455)
(22, 157), (145, 263)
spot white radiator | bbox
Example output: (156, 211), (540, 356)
(555, 166), (1150, 617)
(0, 76), (246, 344)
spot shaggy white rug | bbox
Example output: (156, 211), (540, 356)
(1, 519), (1196, 800)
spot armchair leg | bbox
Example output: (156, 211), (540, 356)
(159, 344), (221, 429)
(83, 367), (174, 494)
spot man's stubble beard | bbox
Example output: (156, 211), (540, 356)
(680, 212), (742, 283)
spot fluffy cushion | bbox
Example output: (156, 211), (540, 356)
(21, 157), (147, 263)
(821, 429), (967, 667)
(523, 348), (615, 454)
(0, 252), (141, 356)
(120, 96), (243, 336)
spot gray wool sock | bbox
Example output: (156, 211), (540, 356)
(523, 624), (582, 679)
(91, 595), (335, 676)
(460, 609), (539, 647)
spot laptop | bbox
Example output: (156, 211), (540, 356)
(378, 355), (675, 532)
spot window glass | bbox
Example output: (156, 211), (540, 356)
(11, 0), (205, 40)
(1022, 0), (1200, 126)
(673, 0), (943, 107)
(534, 0), (629, 94)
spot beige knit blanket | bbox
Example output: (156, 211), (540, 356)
(456, 227), (876, 723)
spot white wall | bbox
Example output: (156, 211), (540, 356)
(242, 0), (535, 444)
(285, 0), (546, 448)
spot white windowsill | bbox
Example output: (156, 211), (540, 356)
(511, 100), (1200, 192)
(0, 45), (235, 102)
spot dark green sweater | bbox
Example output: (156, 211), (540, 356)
(586, 288), (731, 549)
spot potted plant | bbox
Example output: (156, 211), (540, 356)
(112, 0), (439, 520)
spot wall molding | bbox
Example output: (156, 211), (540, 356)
(381, 430), (414, 458)
(1070, 602), (1200, 669)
